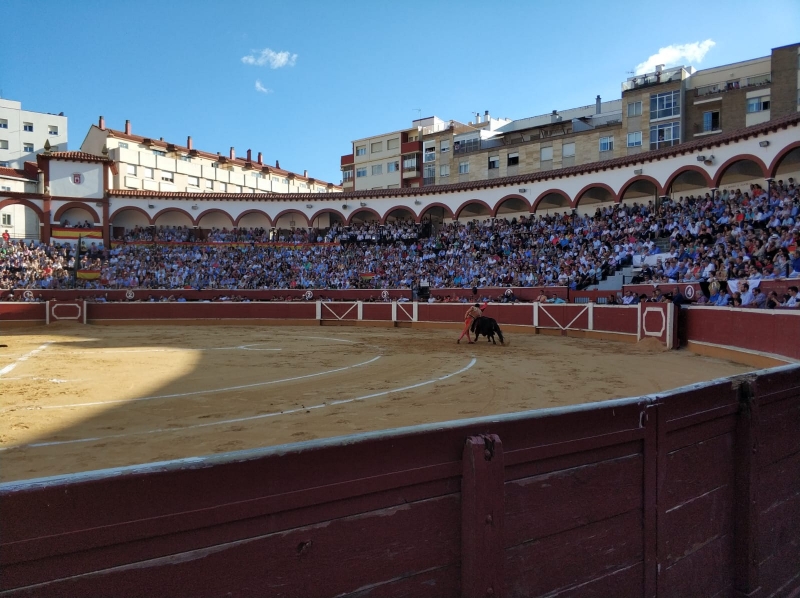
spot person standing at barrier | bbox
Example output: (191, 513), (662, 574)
(458, 302), (485, 344)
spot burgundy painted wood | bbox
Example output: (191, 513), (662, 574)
(462, 435), (505, 598)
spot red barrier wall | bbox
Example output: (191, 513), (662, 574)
(683, 306), (800, 361)
(0, 303), (45, 322)
(86, 302), (317, 321)
(1, 367), (798, 597)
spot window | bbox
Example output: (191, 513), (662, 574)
(144, 167), (154, 179)
(650, 121), (680, 149)
(372, 164), (382, 175)
(423, 164), (435, 182)
(650, 90), (681, 120)
(403, 155), (417, 171)
(233, 185), (241, 193)
(0, 161), (8, 167)
(370, 141), (382, 153)
(188, 175), (199, 187)
(387, 161), (399, 172)
(488, 156), (499, 169)
(219, 182), (227, 192)
(440, 164), (450, 177)
(118, 142), (129, 149)
(508, 152), (519, 165)
(1, 140), (9, 149)
(599, 136), (614, 152)
(562, 143), (576, 158)
(179, 155), (193, 162)
(387, 138), (399, 150)
(424, 147), (436, 162)
(161, 171), (174, 182)
(356, 145), (366, 156)
(454, 137), (479, 154)
(206, 180), (213, 190)
(702, 110), (720, 132)
(356, 167), (367, 178)
(153, 149), (166, 157)
(458, 161), (469, 174)
(387, 184), (400, 189)
(0, 119), (7, 129)
(1, 186), (11, 192)
(252, 172), (261, 179)
(541, 146), (553, 161)
(2, 214), (11, 225)
(23, 122), (33, 132)
(23, 143), (34, 152)
(343, 169), (353, 181)
(48, 125), (58, 136)
(746, 97), (770, 113)
(127, 164), (137, 176)
(440, 140), (450, 153)
(627, 101), (642, 117)
(627, 131), (642, 147)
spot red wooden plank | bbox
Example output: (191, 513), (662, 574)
(662, 432), (734, 509)
(665, 414), (737, 453)
(758, 396), (800, 467)
(536, 562), (643, 598)
(504, 454), (642, 548)
(734, 380), (761, 598)
(461, 435), (505, 598)
(504, 510), (643, 598)
(4, 495), (462, 598)
(341, 565), (460, 598)
(662, 535), (735, 598)
(643, 404), (659, 598)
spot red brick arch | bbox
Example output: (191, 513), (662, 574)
(454, 199), (493, 219)
(109, 206), (153, 226)
(768, 141), (800, 177)
(493, 194), (532, 217)
(308, 208), (346, 226)
(617, 175), (664, 202)
(381, 205), (418, 224)
(531, 189), (571, 213)
(417, 202), (455, 223)
(712, 154), (769, 187)
(151, 207), (195, 226)
(0, 198), (46, 223)
(272, 209), (310, 228)
(573, 183), (618, 208)
(664, 165), (713, 193)
(194, 208), (235, 228)
(346, 207), (382, 225)
(233, 209), (272, 227)
(53, 202), (100, 224)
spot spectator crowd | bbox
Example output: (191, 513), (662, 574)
(2, 179), (799, 309)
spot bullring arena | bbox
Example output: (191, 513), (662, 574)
(2, 115), (800, 596)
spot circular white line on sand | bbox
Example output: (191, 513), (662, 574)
(3, 357), (477, 451)
(22, 355), (383, 411)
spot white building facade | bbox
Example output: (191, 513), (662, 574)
(0, 98), (68, 169)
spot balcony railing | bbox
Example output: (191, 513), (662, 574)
(695, 74), (770, 97)
(622, 69), (683, 91)
(401, 141), (422, 154)
(340, 154), (354, 166)
(694, 119), (722, 134)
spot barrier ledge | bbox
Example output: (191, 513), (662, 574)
(87, 318), (319, 327)
(685, 340), (797, 368)
(534, 327), (639, 343)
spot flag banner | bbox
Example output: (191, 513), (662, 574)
(77, 270), (101, 280)
(110, 241), (339, 248)
(52, 227), (102, 240)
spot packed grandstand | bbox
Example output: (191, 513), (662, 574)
(2, 180), (799, 307)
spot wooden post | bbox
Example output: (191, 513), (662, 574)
(462, 434), (505, 598)
(643, 403), (660, 598)
(734, 379), (761, 597)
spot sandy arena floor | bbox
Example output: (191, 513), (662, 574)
(0, 323), (753, 482)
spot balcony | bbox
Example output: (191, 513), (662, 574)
(341, 154), (354, 166)
(693, 119), (722, 136)
(622, 68), (684, 91)
(695, 74), (770, 97)
(402, 169), (420, 179)
(401, 141), (422, 154)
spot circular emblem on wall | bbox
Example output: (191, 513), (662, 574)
(125, 290), (135, 300)
(381, 290), (390, 301)
(23, 290), (34, 300)
(684, 285), (695, 299)
(72, 173), (83, 185)
(303, 290), (314, 300)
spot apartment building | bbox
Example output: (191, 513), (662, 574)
(81, 118), (341, 196)
(0, 98), (68, 169)
(342, 43), (799, 190)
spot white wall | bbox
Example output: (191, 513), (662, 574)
(0, 99), (68, 168)
(49, 161), (104, 198)
(0, 204), (39, 239)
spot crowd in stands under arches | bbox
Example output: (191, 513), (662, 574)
(2, 180), (799, 308)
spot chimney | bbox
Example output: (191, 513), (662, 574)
(99, 116), (105, 130)
(230, 147), (235, 160)
(187, 136), (193, 150)
(476, 110), (481, 124)
(655, 64), (664, 73)
(257, 152), (263, 164)
(125, 120), (131, 135)
(303, 169), (308, 178)
(485, 110), (490, 122)
(596, 95), (601, 114)
(247, 149), (252, 162)
(275, 160), (280, 169)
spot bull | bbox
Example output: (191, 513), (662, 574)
(470, 316), (505, 345)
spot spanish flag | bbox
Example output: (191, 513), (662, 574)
(52, 227), (102, 240)
(77, 270), (101, 280)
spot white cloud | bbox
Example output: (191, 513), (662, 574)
(635, 39), (716, 74)
(254, 80), (272, 94)
(241, 48), (298, 69)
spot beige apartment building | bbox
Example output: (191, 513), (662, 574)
(342, 43), (799, 192)
(81, 118), (341, 196)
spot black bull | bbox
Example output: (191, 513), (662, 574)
(470, 316), (505, 345)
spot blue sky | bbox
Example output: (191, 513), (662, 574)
(1, 0), (798, 184)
